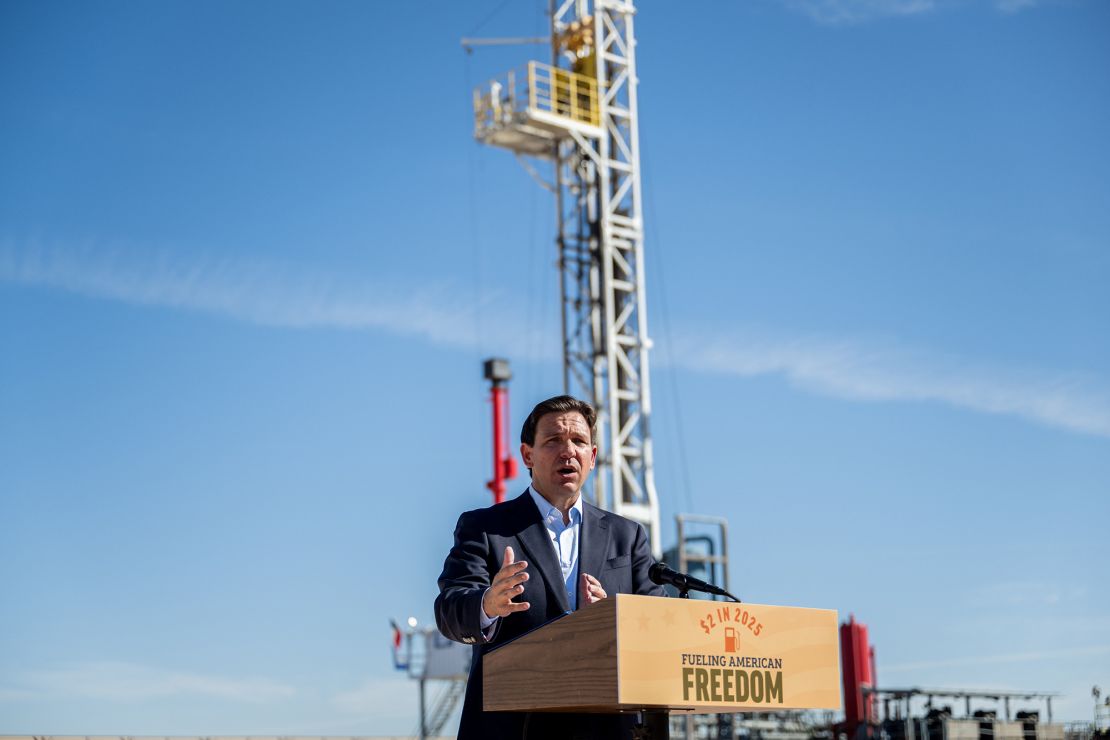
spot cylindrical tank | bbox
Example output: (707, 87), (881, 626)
(841, 614), (874, 736)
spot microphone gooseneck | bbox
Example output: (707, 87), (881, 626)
(649, 562), (741, 602)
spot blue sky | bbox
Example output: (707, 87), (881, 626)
(1, 0), (1108, 735)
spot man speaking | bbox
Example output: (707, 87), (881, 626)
(435, 395), (664, 739)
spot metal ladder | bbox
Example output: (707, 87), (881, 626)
(423, 678), (467, 737)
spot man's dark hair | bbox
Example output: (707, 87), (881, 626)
(520, 395), (597, 446)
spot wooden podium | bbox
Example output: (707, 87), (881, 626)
(485, 593), (840, 735)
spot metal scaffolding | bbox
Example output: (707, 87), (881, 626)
(472, 0), (661, 556)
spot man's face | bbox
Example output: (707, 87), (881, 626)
(521, 411), (597, 502)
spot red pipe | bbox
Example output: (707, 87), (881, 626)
(486, 384), (517, 503)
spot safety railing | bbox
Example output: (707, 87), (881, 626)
(528, 61), (599, 127)
(473, 61), (599, 138)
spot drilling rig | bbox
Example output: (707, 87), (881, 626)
(472, 0), (662, 557)
(393, 3), (731, 735)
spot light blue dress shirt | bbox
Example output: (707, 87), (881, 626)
(527, 485), (582, 611)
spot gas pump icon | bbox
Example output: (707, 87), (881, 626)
(724, 627), (739, 652)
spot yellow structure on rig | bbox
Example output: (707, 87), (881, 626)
(472, 12), (604, 156)
(473, 60), (600, 156)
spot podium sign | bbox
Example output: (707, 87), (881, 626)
(484, 594), (840, 714)
(616, 594), (840, 711)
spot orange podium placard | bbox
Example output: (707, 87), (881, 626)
(484, 594), (841, 714)
(616, 594), (840, 711)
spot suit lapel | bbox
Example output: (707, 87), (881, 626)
(579, 502), (611, 603)
(510, 491), (571, 614)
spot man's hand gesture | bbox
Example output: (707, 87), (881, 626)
(580, 572), (607, 605)
(483, 546), (531, 618)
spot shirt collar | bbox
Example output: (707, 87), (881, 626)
(528, 485), (582, 525)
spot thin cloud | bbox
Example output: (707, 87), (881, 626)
(968, 581), (1087, 608)
(0, 240), (563, 363)
(9, 661), (295, 702)
(995, 0), (1041, 12)
(779, 0), (1047, 24)
(675, 332), (1110, 439)
(780, 0), (936, 24)
(331, 677), (418, 715)
(3, 243), (1105, 439)
(331, 676), (436, 737)
(881, 644), (1110, 673)
(0, 687), (36, 701)
(0, 241), (533, 354)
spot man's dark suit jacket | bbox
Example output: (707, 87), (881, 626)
(434, 489), (665, 740)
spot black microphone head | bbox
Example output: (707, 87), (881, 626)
(650, 561), (688, 589)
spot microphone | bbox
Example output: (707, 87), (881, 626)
(649, 562), (741, 602)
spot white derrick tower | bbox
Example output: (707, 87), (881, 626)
(472, 0), (661, 556)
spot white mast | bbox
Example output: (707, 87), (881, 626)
(472, 0), (660, 556)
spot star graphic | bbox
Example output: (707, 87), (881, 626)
(661, 609), (677, 626)
(637, 613), (651, 631)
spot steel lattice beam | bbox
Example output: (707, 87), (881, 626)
(553, 0), (660, 556)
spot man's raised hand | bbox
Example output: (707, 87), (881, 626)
(483, 546), (531, 618)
